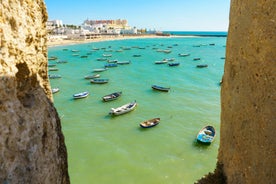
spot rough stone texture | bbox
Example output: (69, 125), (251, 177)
(197, 0), (276, 183)
(0, 0), (69, 183)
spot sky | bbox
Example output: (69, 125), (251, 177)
(44, 0), (231, 31)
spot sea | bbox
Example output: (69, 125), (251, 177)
(48, 32), (226, 184)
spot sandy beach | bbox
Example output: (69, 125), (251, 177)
(47, 34), (169, 47)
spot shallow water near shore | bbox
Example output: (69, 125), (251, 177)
(49, 36), (226, 183)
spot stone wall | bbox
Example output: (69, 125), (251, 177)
(197, 0), (276, 183)
(0, 0), (69, 183)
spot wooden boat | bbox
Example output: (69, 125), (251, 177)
(140, 118), (160, 128)
(49, 74), (61, 79)
(90, 78), (109, 84)
(155, 60), (168, 64)
(151, 85), (170, 92)
(84, 74), (100, 79)
(178, 53), (190, 57)
(93, 68), (108, 72)
(109, 101), (137, 116)
(51, 88), (60, 94)
(73, 91), (89, 99)
(196, 125), (216, 144)
(117, 60), (131, 65)
(196, 64), (208, 68)
(168, 62), (180, 67)
(102, 91), (122, 102)
(163, 49), (171, 53)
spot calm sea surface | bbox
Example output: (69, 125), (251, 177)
(48, 35), (226, 184)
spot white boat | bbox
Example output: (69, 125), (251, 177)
(51, 88), (60, 94)
(178, 53), (190, 57)
(155, 60), (168, 64)
(109, 101), (137, 115)
(84, 74), (100, 79)
(117, 60), (131, 65)
(73, 91), (89, 99)
(93, 68), (108, 72)
(102, 54), (112, 57)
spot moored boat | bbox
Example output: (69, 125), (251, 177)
(51, 88), (60, 94)
(151, 85), (170, 92)
(102, 91), (122, 102)
(84, 74), (100, 79)
(49, 68), (59, 71)
(117, 60), (131, 65)
(196, 125), (216, 144)
(196, 64), (208, 68)
(93, 68), (108, 72)
(168, 62), (180, 66)
(90, 78), (109, 84)
(73, 91), (89, 99)
(104, 63), (118, 68)
(49, 74), (62, 79)
(109, 101), (137, 116)
(178, 53), (190, 57)
(155, 60), (168, 64)
(140, 118), (160, 128)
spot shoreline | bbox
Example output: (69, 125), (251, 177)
(47, 34), (168, 48)
(47, 34), (201, 48)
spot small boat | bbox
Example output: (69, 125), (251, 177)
(102, 91), (122, 102)
(97, 58), (108, 61)
(117, 60), (131, 65)
(108, 59), (118, 63)
(178, 53), (190, 57)
(163, 49), (171, 53)
(151, 85), (170, 92)
(84, 74), (100, 79)
(166, 58), (175, 61)
(196, 125), (216, 144)
(155, 60), (168, 64)
(49, 74), (62, 79)
(168, 62), (180, 67)
(133, 54), (141, 57)
(109, 101), (137, 116)
(104, 63), (118, 68)
(71, 49), (80, 52)
(48, 64), (56, 67)
(93, 68), (108, 72)
(49, 68), (59, 71)
(90, 78), (109, 84)
(56, 60), (68, 64)
(193, 58), (201, 61)
(48, 56), (58, 60)
(80, 55), (88, 58)
(51, 88), (60, 94)
(102, 54), (112, 57)
(73, 91), (89, 99)
(196, 64), (208, 68)
(140, 118), (160, 128)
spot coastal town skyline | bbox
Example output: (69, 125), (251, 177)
(44, 0), (231, 31)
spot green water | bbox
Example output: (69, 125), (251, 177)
(49, 36), (226, 183)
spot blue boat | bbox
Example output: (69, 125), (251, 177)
(90, 78), (109, 84)
(73, 91), (89, 99)
(196, 125), (216, 144)
(104, 63), (118, 68)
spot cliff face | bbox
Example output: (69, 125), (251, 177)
(0, 0), (69, 183)
(219, 0), (276, 183)
(198, 0), (276, 183)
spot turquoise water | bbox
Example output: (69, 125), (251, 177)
(48, 36), (226, 184)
